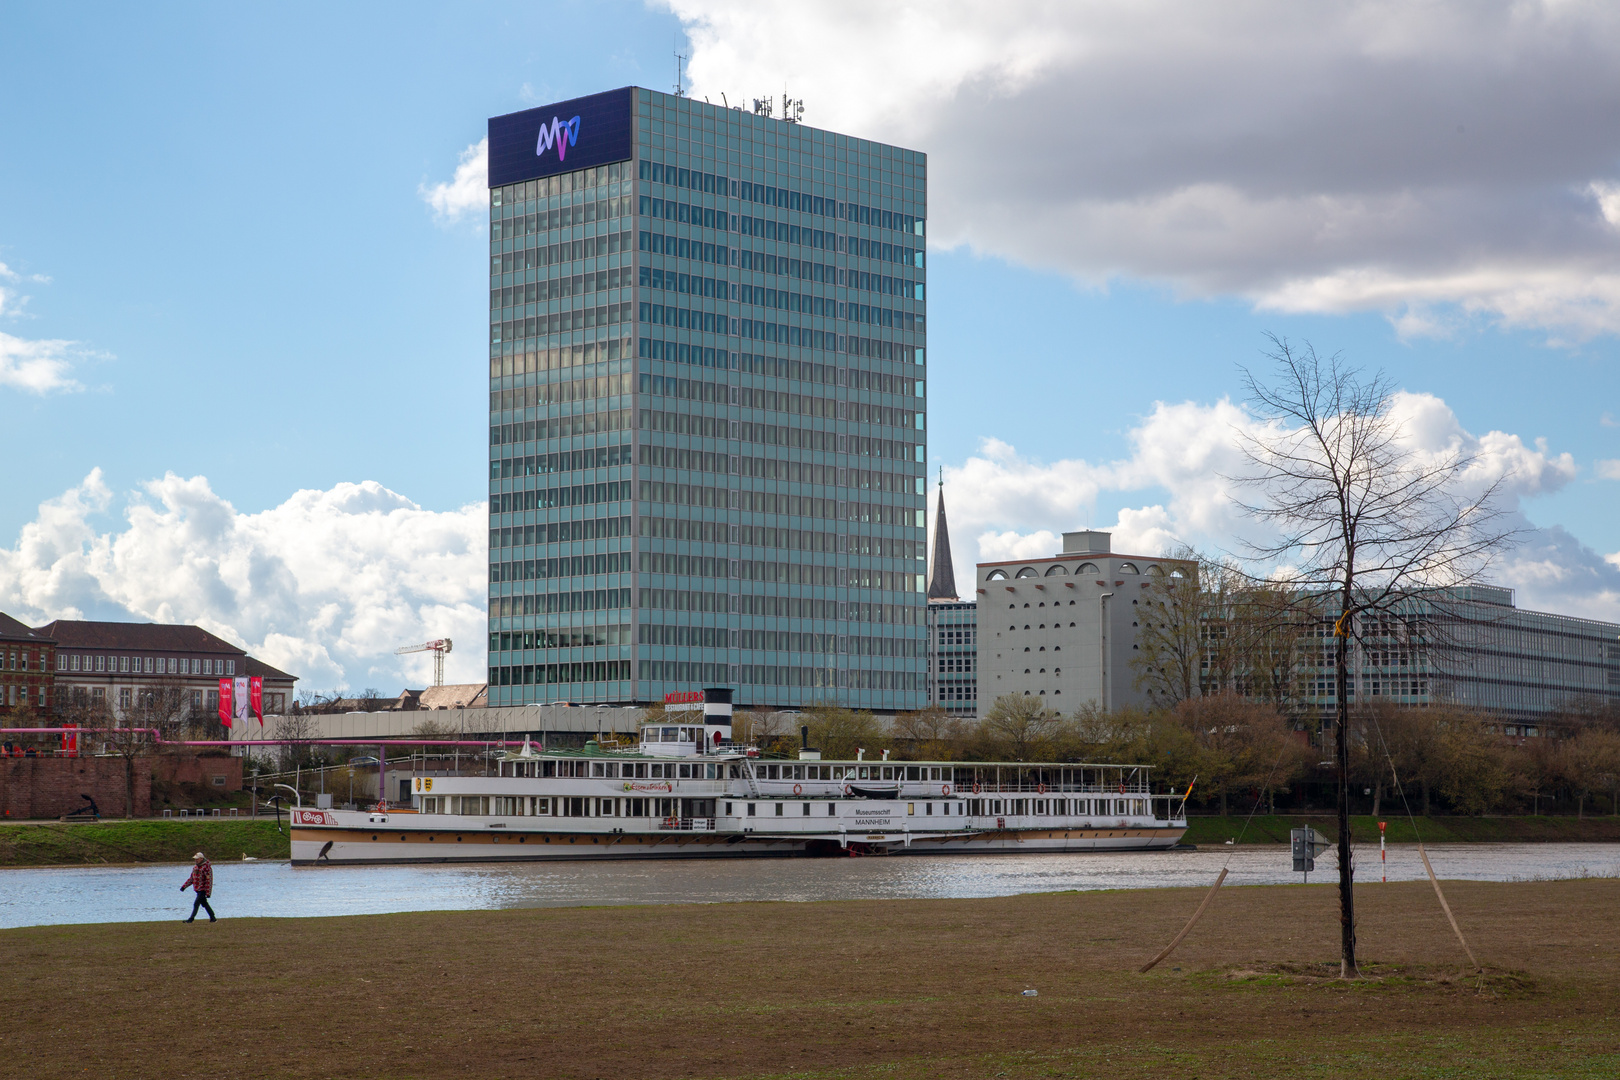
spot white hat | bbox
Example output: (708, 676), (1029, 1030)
(193, 852), (206, 861)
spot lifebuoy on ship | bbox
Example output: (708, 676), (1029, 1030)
(793, 783), (802, 795)
(843, 784), (854, 797)
(1036, 783), (1047, 795)
(971, 783), (982, 794)
(942, 784), (951, 797)
(1118, 781), (1126, 794)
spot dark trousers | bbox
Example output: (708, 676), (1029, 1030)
(187, 893), (216, 922)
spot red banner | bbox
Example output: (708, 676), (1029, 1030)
(249, 676), (263, 725)
(217, 678), (233, 728)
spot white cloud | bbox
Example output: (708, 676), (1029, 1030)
(937, 390), (1614, 620)
(0, 259), (84, 394)
(668, 0), (1620, 340)
(1596, 459), (1620, 480)
(420, 137), (488, 223)
(0, 330), (83, 394)
(0, 472), (489, 692)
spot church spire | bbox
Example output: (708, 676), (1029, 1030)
(927, 471), (959, 601)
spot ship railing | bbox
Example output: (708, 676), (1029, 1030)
(952, 784), (1152, 795)
(657, 816), (717, 832)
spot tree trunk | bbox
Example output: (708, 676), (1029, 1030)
(124, 754), (134, 819)
(1333, 600), (1358, 979)
(1371, 779), (1382, 819)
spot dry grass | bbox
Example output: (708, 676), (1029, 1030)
(1, 878), (1617, 1079)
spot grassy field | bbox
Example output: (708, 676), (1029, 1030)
(1182, 812), (1620, 845)
(0, 878), (1615, 1079)
(0, 820), (289, 866)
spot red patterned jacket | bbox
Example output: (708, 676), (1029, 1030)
(183, 860), (213, 897)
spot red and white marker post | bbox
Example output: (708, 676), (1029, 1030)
(1379, 820), (1387, 882)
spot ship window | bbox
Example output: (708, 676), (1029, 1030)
(858, 767), (870, 780)
(906, 767), (920, 780)
(882, 767), (895, 780)
(592, 762), (607, 777)
(726, 802), (734, 815)
(907, 803), (915, 816)
(926, 802), (933, 815)
(802, 803), (811, 815)
(747, 803), (756, 816)
(828, 803), (837, 815)
(775, 803), (784, 816)
(661, 727), (678, 741)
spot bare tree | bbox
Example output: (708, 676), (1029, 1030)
(890, 707), (965, 760)
(1236, 335), (1515, 977)
(1130, 547), (1211, 706)
(979, 695), (1062, 762)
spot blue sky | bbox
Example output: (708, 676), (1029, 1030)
(3, 1), (1618, 690)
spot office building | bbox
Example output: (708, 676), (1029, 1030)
(485, 87), (929, 710)
(975, 531), (1191, 713)
(1299, 586), (1620, 728)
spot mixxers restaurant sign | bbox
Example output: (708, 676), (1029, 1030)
(487, 87), (634, 188)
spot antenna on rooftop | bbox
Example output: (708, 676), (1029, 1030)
(782, 88), (804, 124)
(752, 95), (773, 118)
(673, 45), (687, 97)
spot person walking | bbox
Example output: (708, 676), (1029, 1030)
(181, 852), (216, 923)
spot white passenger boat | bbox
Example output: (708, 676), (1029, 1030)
(289, 690), (1188, 865)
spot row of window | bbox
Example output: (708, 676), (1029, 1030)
(489, 517), (631, 551)
(0, 685), (45, 708)
(639, 332), (921, 370)
(636, 263), (922, 305)
(637, 477), (922, 530)
(489, 554), (632, 584)
(58, 654), (237, 676)
(485, 588), (631, 617)
(2, 649), (45, 672)
(490, 625), (631, 652)
(637, 157), (924, 236)
(491, 160), (629, 210)
(490, 195), (633, 242)
(492, 442), (632, 480)
(490, 229), (634, 277)
(490, 269), (631, 312)
(639, 407), (925, 464)
(629, 591), (924, 626)
(490, 660), (632, 687)
(644, 517), (923, 559)
(636, 299), (923, 339)
(640, 373), (922, 427)
(637, 366), (921, 406)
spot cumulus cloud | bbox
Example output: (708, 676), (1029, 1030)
(0, 260), (83, 393)
(669, 0), (1620, 339)
(0, 472), (488, 692)
(1597, 459), (1620, 480)
(938, 390), (1616, 620)
(420, 137), (488, 223)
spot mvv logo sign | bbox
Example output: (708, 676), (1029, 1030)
(536, 115), (582, 162)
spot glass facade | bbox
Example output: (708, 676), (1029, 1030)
(487, 88), (928, 710)
(926, 600), (978, 715)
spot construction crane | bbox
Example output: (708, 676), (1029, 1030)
(395, 638), (453, 687)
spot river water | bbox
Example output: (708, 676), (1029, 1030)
(0, 843), (1613, 929)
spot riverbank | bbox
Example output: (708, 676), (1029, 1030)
(1, 878), (1615, 1079)
(0, 820), (289, 866)
(1182, 812), (1620, 846)
(0, 815), (1612, 867)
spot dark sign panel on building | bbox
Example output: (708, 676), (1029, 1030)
(488, 87), (634, 188)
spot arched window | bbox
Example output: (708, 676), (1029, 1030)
(987, 569), (1009, 581)
(1147, 564), (1164, 576)
(1078, 563), (1099, 575)
(1118, 562), (1139, 575)
(1015, 567), (1039, 579)
(1045, 563), (1068, 576)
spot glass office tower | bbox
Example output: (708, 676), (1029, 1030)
(485, 87), (928, 711)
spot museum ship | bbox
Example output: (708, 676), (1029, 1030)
(289, 690), (1188, 865)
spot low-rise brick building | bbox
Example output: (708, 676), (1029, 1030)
(0, 615), (297, 722)
(0, 613), (56, 716)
